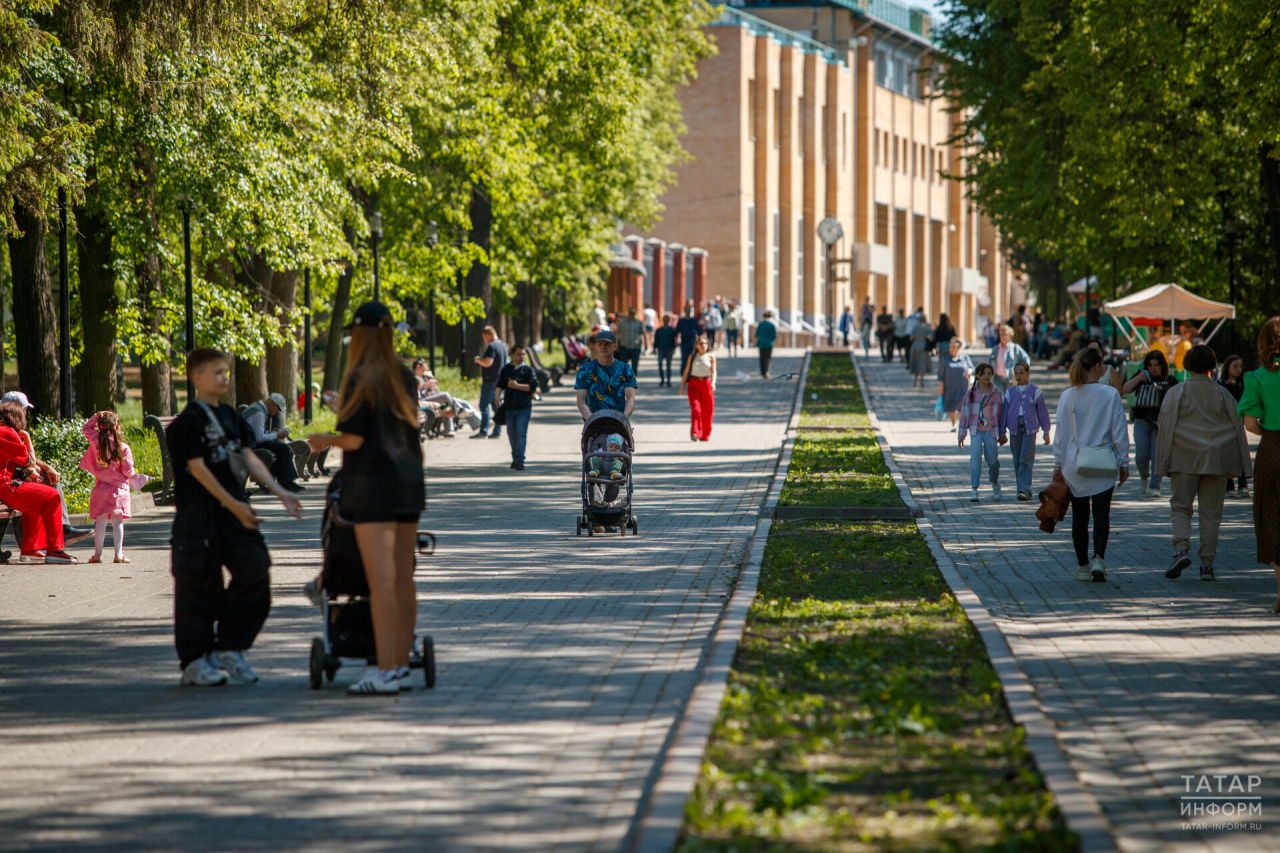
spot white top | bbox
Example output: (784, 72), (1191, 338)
(643, 307), (657, 326)
(689, 352), (714, 378)
(1052, 383), (1131, 497)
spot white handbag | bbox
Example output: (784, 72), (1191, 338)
(1070, 390), (1117, 479)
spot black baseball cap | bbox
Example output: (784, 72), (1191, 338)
(345, 301), (393, 329)
(594, 330), (617, 344)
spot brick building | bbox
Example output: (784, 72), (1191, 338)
(627, 0), (1024, 343)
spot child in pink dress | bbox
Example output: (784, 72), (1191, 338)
(79, 412), (149, 563)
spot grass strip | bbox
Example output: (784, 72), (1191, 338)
(676, 353), (1075, 852)
(798, 354), (871, 429)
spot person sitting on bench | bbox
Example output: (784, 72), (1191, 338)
(242, 393), (304, 493)
(412, 359), (458, 437)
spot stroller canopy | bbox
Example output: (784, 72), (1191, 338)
(581, 410), (633, 451)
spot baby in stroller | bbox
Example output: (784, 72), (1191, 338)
(588, 433), (627, 480)
(577, 412), (637, 536)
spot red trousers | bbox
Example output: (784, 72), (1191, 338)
(0, 481), (63, 552)
(686, 376), (714, 440)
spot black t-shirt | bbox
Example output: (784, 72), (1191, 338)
(498, 363), (538, 410)
(336, 365), (425, 519)
(166, 402), (256, 509)
(481, 340), (508, 383)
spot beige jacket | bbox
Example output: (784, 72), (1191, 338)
(1154, 374), (1253, 478)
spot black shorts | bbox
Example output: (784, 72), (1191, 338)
(348, 511), (421, 525)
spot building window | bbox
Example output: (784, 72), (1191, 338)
(893, 135), (898, 171)
(876, 45), (922, 99)
(797, 216), (805, 316)
(772, 209), (781, 307)
(748, 80), (756, 142)
(912, 143), (917, 177)
(747, 204), (756, 289)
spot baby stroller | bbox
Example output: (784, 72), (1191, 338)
(575, 410), (638, 537)
(308, 472), (437, 690)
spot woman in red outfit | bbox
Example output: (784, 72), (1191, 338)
(0, 402), (71, 563)
(680, 335), (717, 441)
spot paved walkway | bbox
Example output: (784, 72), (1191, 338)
(0, 349), (802, 853)
(859, 355), (1279, 853)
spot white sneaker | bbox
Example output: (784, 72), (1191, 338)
(210, 650), (259, 684)
(395, 666), (413, 692)
(181, 654), (228, 686)
(992, 485), (1003, 502)
(348, 667), (399, 695)
(1073, 565), (1093, 582)
(1149, 484), (1162, 499)
(969, 489), (980, 503)
(1089, 556), (1107, 582)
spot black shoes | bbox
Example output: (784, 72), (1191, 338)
(510, 462), (524, 470)
(62, 525), (93, 547)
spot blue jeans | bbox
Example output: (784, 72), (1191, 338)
(1134, 419), (1160, 488)
(657, 349), (674, 385)
(969, 429), (1000, 489)
(478, 382), (500, 436)
(1008, 431), (1037, 496)
(505, 407), (531, 464)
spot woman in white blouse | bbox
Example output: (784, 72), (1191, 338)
(1053, 346), (1130, 582)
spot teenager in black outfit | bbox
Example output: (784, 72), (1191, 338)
(307, 302), (425, 695)
(498, 344), (538, 470)
(168, 348), (303, 687)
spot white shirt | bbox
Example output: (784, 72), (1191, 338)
(589, 307), (607, 326)
(1052, 383), (1130, 497)
(643, 307), (657, 327)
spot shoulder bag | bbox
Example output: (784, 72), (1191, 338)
(1070, 389), (1117, 479)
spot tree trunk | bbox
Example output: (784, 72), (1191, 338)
(75, 186), (118, 415)
(463, 182), (493, 379)
(267, 269), (299, 414)
(323, 224), (357, 392)
(232, 249), (272, 406)
(137, 252), (171, 416)
(1259, 144), (1280, 328)
(8, 203), (61, 417)
(220, 354), (237, 407)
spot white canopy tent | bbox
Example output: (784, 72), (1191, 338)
(1102, 283), (1234, 346)
(1066, 275), (1098, 294)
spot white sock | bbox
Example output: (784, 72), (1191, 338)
(93, 515), (108, 557)
(377, 668), (397, 683)
(111, 514), (124, 557)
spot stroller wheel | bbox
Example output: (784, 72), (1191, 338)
(587, 521), (594, 537)
(421, 636), (436, 689)
(309, 638), (325, 690)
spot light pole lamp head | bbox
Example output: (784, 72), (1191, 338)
(426, 220), (438, 248)
(176, 191), (192, 210)
(1224, 213), (1238, 237)
(369, 211), (383, 240)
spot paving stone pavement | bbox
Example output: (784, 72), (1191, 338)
(0, 350), (802, 853)
(858, 354), (1280, 853)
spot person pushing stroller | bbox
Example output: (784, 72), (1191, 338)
(575, 330), (637, 533)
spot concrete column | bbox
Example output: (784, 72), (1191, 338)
(670, 244), (687, 310)
(691, 249), (707, 308)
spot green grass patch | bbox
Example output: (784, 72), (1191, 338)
(798, 354), (871, 429)
(678, 521), (1076, 853)
(780, 432), (902, 508)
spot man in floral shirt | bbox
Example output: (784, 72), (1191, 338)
(575, 330), (638, 420)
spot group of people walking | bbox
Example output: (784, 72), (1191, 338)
(932, 316), (1280, 601)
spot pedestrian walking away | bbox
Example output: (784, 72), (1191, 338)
(876, 306), (895, 362)
(306, 301), (425, 694)
(642, 303), (657, 354)
(1052, 346), (1130, 583)
(701, 301), (724, 350)
(958, 363), (1003, 503)
(932, 313), (956, 354)
(755, 310), (777, 378)
(654, 314), (677, 387)
(892, 308), (910, 363)
(724, 301), (742, 356)
(680, 335), (716, 441)
(988, 324), (1030, 393)
(937, 337), (974, 432)
(616, 307), (645, 377)
(997, 361), (1051, 501)
(472, 325), (508, 439)
(79, 411), (151, 563)
(909, 313), (933, 387)
(1122, 349), (1178, 498)
(839, 306), (855, 347)
(168, 347), (303, 687)
(1238, 316), (1280, 611)
(1218, 354), (1250, 496)
(498, 344), (538, 470)
(860, 298), (875, 356)
(1154, 345), (1253, 582)
(676, 302), (703, 376)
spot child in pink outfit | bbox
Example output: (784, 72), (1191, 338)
(79, 412), (149, 563)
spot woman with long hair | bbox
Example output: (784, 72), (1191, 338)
(79, 410), (149, 563)
(680, 334), (717, 441)
(308, 302), (425, 693)
(1122, 349), (1179, 498)
(1052, 346), (1130, 582)
(1239, 317), (1280, 611)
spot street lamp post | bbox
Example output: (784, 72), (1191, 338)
(369, 211), (383, 302)
(1224, 211), (1238, 355)
(178, 193), (194, 402)
(58, 189), (70, 418)
(816, 217), (845, 346)
(426, 222), (438, 374)
(303, 267), (312, 424)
